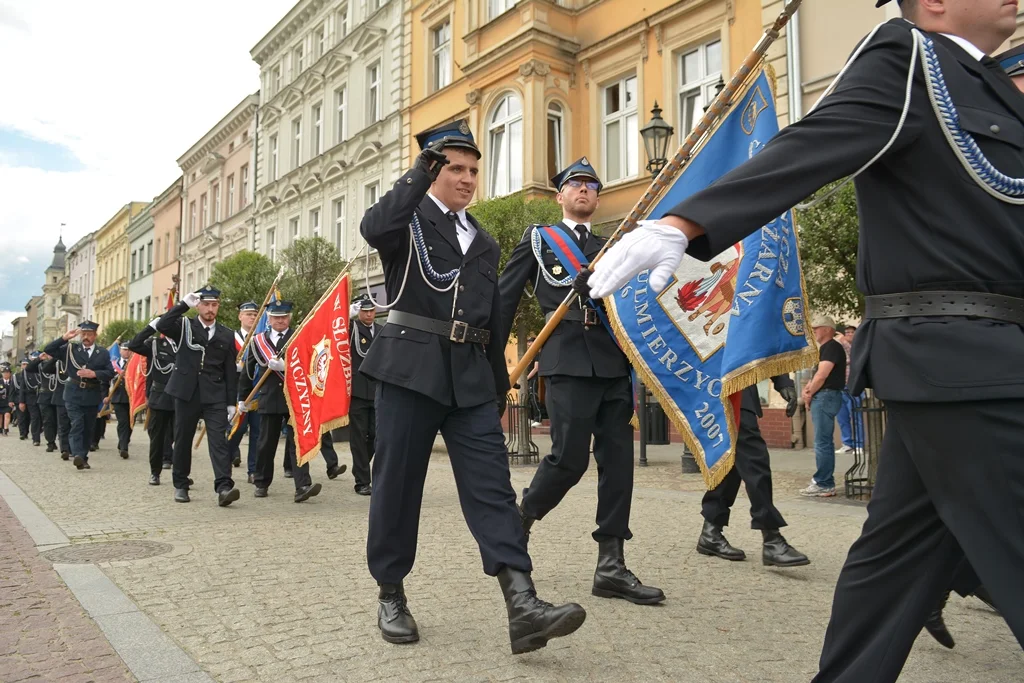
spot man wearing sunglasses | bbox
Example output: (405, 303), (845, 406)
(499, 157), (665, 606)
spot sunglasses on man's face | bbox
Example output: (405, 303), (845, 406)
(565, 178), (600, 192)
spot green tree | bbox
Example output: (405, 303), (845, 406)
(796, 181), (863, 320)
(209, 251), (279, 327)
(280, 236), (347, 322)
(99, 319), (142, 348)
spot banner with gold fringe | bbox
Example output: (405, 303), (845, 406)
(605, 65), (817, 489)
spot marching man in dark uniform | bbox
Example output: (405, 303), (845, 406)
(588, 1), (1024, 679)
(41, 354), (70, 458)
(498, 157), (664, 606)
(127, 320), (177, 485)
(1, 364), (14, 435)
(697, 376), (809, 567)
(229, 301), (261, 478)
(26, 352), (58, 453)
(108, 345), (133, 459)
(349, 296), (379, 496)
(157, 286), (240, 506)
(44, 322), (115, 470)
(15, 355), (42, 445)
(359, 120), (586, 652)
(238, 301), (325, 503)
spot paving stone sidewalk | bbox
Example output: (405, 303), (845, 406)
(0, 428), (1020, 682)
(0, 492), (134, 683)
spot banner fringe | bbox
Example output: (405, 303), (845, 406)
(296, 415), (351, 467)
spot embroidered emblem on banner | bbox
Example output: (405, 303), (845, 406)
(309, 337), (331, 398)
(741, 86), (769, 135)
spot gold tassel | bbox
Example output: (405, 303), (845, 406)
(629, 411), (640, 430)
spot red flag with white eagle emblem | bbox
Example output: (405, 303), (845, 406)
(283, 273), (353, 466)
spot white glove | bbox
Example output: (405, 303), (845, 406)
(350, 302), (361, 318)
(226, 405), (237, 422)
(268, 358), (285, 372)
(183, 291), (201, 308)
(148, 317), (160, 331)
(589, 221), (689, 299)
(237, 400), (248, 414)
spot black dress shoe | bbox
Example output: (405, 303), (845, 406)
(149, 474), (160, 486)
(247, 473), (254, 484)
(73, 456), (85, 470)
(924, 591), (955, 649)
(498, 567), (586, 654)
(89, 444), (98, 452)
(19, 435), (27, 441)
(696, 520), (746, 561)
(378, 583), (419, 644)
(32, 441), (40, 446)
(45, 444), (56, 453)
(354, 484), (372, 496)
(187, 477), (194, 486)
(162, 462), (171, 470)
(327, 464), (347, 479)
(294, 483), (322, 503)
(61, 452), (70, 461)
(218, 488), (241, 507)
(591, 538), (665, 605)
(83, 463), (91, 469)
(119, 450), (129, 459)
(254, 487), (268, 498)
(761, 530), (811, 567)
(232, 455), (241, 467)
(174, 488), (190, 503)
(283, 470), (293, 478)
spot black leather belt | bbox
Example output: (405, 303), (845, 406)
(864, 291), (1024, 326)
(77, 380), (100, 389)
(387, 311), (490, 344)
(545, 308), (601, 327)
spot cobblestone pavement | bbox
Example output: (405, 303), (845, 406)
(0, 492), (134, 682)
(0, 428), (1020, 683)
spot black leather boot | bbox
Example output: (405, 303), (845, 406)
(924, 591), (955, 649)
(761, 530), (810, 567)
(518, 503), (535, 542)
(497, 567), (586, 655)
(696, 520), (746, 561)
(377, 583), (418, 644)
(592, 538), (665, 605)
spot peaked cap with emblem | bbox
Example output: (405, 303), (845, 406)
(551, 156), (603, 193)
(267, 301), (294, 316)
(237, 300), (258, 312)
(415, 118), (480, 158)
(996, 44), (1024, 77)
(353, 294), (375, 311)
(198, 285), (221, 301)
(78, 320), (99, 331)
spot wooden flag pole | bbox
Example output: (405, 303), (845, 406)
(507, 0), (804, 386)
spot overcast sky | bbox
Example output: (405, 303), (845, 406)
(0, 0), (298, 335)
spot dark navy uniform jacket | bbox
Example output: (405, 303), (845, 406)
(43, 338), (115, 407)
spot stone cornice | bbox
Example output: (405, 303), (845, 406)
(251, 0), (331, 65)
(177, 94), (259, 171)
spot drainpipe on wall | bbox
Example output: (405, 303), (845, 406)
(252, 105), (260, 252)
(786, 9), (803, 123)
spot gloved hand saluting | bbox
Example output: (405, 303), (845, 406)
(416, 146), (450, 182)
(589, 221), (689, 299)
(183, 291), (201, 308)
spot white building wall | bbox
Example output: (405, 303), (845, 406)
(67, 234), (97, 325)
(128, 217), (155, 322)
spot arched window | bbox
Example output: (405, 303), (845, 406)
(546, 101), (564, 183)
(488, 94), (523, 197)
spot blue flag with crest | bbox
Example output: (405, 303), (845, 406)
(606, 66), (817, 488)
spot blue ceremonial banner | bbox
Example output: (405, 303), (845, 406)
(606, 66), (817, 488)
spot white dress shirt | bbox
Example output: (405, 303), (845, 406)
(561, 218), (593, 244)
(428, 192), (477, 254)
(940, 34), (985, 62)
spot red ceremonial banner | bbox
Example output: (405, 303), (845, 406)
(284, 273), (353, 466)
(124, 353), (148, 420)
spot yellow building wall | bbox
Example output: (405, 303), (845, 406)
(94, 202), (147, 330)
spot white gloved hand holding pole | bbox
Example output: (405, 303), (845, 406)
(226, 405), (237, 422)
(588, 221), (690, 299)
(237, 400), (248, 414)
(268, 358), (285, 373)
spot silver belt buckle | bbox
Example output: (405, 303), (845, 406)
(583, 308), (599, 327)
(450, 320), (469, 343)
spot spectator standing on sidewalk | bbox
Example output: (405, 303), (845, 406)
(834, 325), (863, 455)
(800, 316), (846, 497)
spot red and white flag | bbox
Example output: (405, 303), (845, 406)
(284, 273), (353, 466)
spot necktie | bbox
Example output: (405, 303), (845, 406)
(576, 225), (588, 244)
(205, 325), (213, 339)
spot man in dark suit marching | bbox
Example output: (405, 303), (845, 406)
(697, 376), (809, 567)
(14, 355), (42, 445)
(107, 345), (133, 459)
(127, 320), (177, 485)
(589, 1), (1024, 679)
(348, 296), (380, 496)
(157, 286), (240, 506)
(44, 322), (115, 470)
(27, 352), (59, 453)
(238, 301), (324, 503)
(498, 158), (663, 606)
(359, 120), (586, 653)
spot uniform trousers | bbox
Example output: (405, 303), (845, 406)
(348, 396), (376, 488)
(172, 398), (232, 493)
(521, 375), (635, 541)
(814, 399), (1024, 682)
(319, 432), (341, 472)
(65, 402), (96, 461)
(227, 411), (261, 475)
(92, 416), (107, 447)
(113, 402), (132, 452)
(20, 403), (41, 442)
(56, 405), (70, 453)
(367, 381), (532, 584)
(255, 413), (311, 491)
(39, 402), (58, 448)
(701, 405), (787, 530)
(147, 409), (174, 476)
